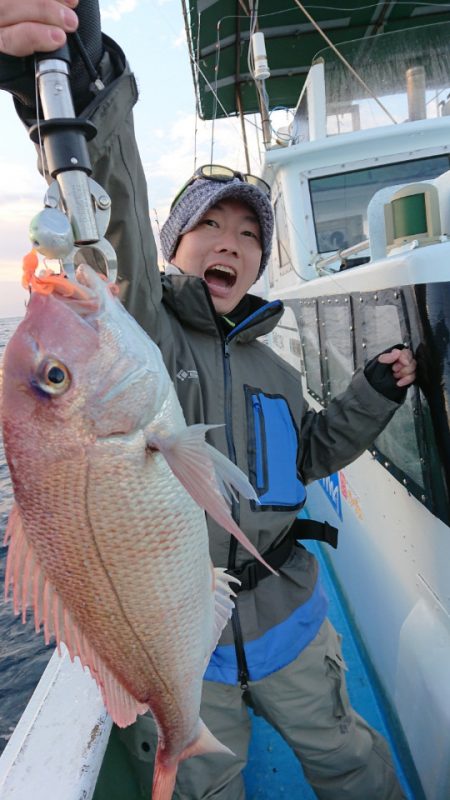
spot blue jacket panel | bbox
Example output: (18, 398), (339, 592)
(205, 579), (328, 683)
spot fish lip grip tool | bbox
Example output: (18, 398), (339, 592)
(27, 43), (117, 283)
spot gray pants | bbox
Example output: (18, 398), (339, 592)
(118, 619), (404, 799)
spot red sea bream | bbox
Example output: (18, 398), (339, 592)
(0, 264), (273, 799)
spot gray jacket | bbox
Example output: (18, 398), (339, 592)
(80, 52), (400, 682)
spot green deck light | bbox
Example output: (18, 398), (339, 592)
(391, 192), (427, 238)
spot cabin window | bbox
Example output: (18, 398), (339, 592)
(286, 287), (449, 524)
(273, 186), (293, 276)
(358, 290), (423, 486)
(318, 296), (354, 401)
(309, 154), (450, 253)
(298, 300), (324, 404)
(276, 303), (305, 374)
(356, 289), (447, 516)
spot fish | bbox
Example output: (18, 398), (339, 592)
(1, 263), (275, 800)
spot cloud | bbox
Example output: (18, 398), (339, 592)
(0, 277), (28, 319)
(101, 0), (140, 23)
(143, 111), (263, 204)
(0, 162), (45, 269)
(0, 163), (44, 203)
(172, 28), (187, 48)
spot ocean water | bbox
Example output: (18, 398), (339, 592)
(0, 317), (53, 753)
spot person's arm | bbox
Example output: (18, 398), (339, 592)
(82, 43), (161, 330)
(299, 347), (416, 482)
(0, 0), (161, 332)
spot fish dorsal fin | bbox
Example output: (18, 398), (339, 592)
(4, 502), (148, 727)
(147, 423), (277, 576)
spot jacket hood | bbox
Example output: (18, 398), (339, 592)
(161, 273), (284, 342)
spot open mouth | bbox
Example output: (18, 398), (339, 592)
(204, 265), (237, 291)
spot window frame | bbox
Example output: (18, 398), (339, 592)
(298, 147), (450, 259)
(294, 285), (449, 523)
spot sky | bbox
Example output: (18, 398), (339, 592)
(0, 0), (267, 318)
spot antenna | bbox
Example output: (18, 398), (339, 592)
(251, 32), (270, 81)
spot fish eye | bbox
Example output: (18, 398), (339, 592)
(36, 358), (71, 396)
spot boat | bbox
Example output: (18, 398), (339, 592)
(1, 1), (450, 797)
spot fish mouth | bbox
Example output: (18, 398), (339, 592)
(204, 265), (237, 292)
(22, 262), (118, 323)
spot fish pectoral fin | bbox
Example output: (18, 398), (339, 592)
(179, 718), (235, 763)
(146, 424), (277, 576)
(207, 567), (240, 663)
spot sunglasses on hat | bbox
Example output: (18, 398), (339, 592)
(170, 165), (271, 211)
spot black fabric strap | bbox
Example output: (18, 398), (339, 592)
(290, 517), (338, 548)
(228, 518), (338, 593)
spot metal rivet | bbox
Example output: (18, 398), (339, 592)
(97, 195), (111, 210)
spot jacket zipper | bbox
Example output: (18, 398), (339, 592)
(251, 395), (265, 490)
(223, 338), (252, 700)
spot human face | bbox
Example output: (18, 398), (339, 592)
(171, 199), (263, 315)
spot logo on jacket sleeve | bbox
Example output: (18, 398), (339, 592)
(176, 369), (199, 382)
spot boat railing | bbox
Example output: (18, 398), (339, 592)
(314, 239), (370, 275)
(0, 646), (111, 800)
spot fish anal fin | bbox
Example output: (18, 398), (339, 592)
(180, 718), (234, 762)
(3, 502), (147, 727)
(151, 720), (233, 800)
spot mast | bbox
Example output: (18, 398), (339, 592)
(235, 3), (251, 172)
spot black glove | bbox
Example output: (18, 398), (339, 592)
(364, 344), (407, 403)
(0, 0), (103, 115)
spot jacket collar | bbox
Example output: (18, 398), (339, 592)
(161, 273), (284, 342)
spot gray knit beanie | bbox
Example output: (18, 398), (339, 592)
(160, 177), (274, 279)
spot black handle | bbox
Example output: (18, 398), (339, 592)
(35, 43), (71, 65)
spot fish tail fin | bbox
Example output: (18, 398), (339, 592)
(152, 750), (178, 800)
